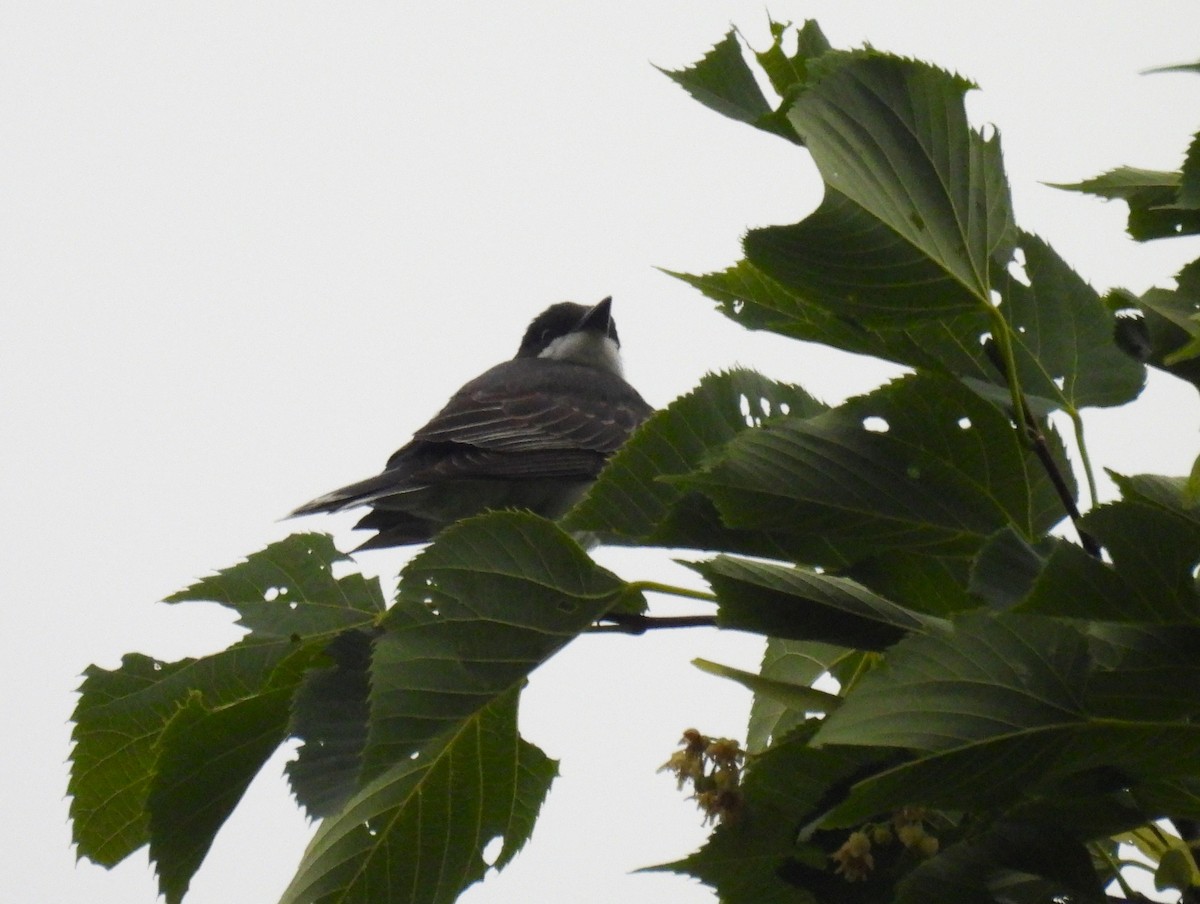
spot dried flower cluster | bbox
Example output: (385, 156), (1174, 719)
(830, 807), (940, 882)
(660, 728), (746, 825)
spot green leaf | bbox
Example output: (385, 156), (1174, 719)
(1001, 233), (1145, 410)
(845, 551), (977, 616)
(1156, 847), (1200, 892)
(362, 512), (630, 777)
(286, 628), (377, 818)
(693, 556), (940, 649)
(812, 614), (1200, 825)
(752, 18), (832, 100)
(677, 233), (1144, 413)
(667, 260), (997, 377)
(968, 527), (1054, 609)
(744, 52), (1014, 323)
(1180, 129), (1200, 209)
(814, 613), (1088, 752)
(1053, 167), (1200, 240)
(1085, 623), (1200, 721)
(71, 654), (196, 866)
(72, 537), (382, 872)
(1020, 498), (1200, 622)
(165, 532), (386, 638)
(682, 373), (1069, 564)
(658, 30), (793, 141)
(693, 657), (843, 714)
(148, 685), (300, 904)
(1120, 283), (1200, 387)
(70, 639), (309, 867)
(280, 687), (556, 904)
(747, 639), (847, 753)
(565, 369), (825, 553)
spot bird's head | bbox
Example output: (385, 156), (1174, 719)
(516, 297), (623, 375)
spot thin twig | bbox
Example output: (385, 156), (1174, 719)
(984, 332), (1103, 559)
(1016, 394), (1103, 559)
(589, 613), (718, 634)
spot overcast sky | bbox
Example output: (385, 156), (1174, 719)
(6, 3), (1200, 903)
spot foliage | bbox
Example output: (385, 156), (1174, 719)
(69, 19), (1200, 904)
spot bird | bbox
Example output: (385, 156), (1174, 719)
(290, 297), (653, 549)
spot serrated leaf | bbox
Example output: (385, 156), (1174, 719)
(166, 533), (385, 638)
(744, 52), (1014, 323)
(678, 233), (1144, 413)
(149, 685), (300, 904)
(280, 687), (556, 904)
(681, 373), (1070, 565)
(692, 556), (940, 650)
(1055, 166), (1181, 201)
(286, 628), (377, 818)
(1020, 499), (1200, 622)
(814, 613), (1088, 752)
(362, 512), (630, 777)
(752, 19), (832, 100)
(1124, 285), (1200, 388)
(658, 31), (786, 138)
(70, 638), (309, 867)
(565, 369), (825, 553)
(1053, 167), (1200, 240)
(1000, 233), (1145, 410)
(1180, 129), (1200, 209)
(812, 614), (1200, 826)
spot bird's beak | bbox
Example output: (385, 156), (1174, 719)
(577, 296), (614, 336)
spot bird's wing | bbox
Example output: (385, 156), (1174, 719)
(406, 359), (652, 456)
(290, 360), (652, 516)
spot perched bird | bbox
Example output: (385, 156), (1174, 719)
(291, 297), (652, 549)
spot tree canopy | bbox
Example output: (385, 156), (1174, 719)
(70, 19), (1200, 904)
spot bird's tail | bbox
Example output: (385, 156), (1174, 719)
(289, 472), (409, 518)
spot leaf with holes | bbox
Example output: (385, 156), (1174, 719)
(280, 687), (556, 904)
(565, 369), (826, 555)
(70, 639), (317, 871)
(361, 512), (632, 778)
(165, 532), (386, 638)
(679, 373), (1070, 566)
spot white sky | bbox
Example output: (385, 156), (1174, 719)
(5, 3), (1200, 903)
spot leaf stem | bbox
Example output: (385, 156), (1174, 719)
(986, 305), (1028, 446)
(1070, 411), (1100, 509)
(627, 580), (718, 603)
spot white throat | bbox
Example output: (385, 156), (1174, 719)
(539, 332), (624, 376)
